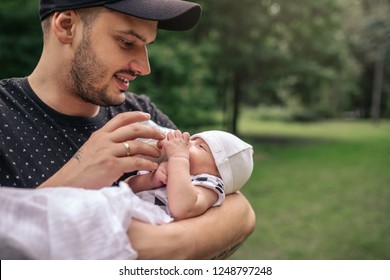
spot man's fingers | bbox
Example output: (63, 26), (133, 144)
(119, 156), (159, 174)
(111, 122), (165, 143)
(100, 112), (151, 133)
(114, 140), (161, 158)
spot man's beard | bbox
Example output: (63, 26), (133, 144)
(69, 35), (124, 107)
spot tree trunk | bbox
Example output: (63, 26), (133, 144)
(231, 71), (243, 135)
(370, 45), (386, 124)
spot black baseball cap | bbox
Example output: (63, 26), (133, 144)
(39, 0), (201, 31)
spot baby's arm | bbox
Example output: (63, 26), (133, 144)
(163, 131), (218, 220)
(126, 162), (168, 193)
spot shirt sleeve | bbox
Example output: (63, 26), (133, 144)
(191, 174), (226, 206)
(0, 185), (137, 260)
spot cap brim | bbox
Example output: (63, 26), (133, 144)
(104, 0), (201, 31)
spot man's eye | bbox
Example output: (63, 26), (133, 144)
(121, 39), (134, 48)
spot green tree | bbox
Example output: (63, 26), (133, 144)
(0, 0), (42, 78)
(131, 30), (219, 129)
(3, 0), (380, 131)
(194, 0), (360, 131)
(347, 0), (390, 122)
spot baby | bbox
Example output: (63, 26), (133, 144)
(128, 126), (254, 221)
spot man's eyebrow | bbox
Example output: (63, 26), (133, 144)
(119, 30), (154, 44)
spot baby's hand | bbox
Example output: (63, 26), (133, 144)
(150, 161), (168, 187)
(162, 130), (190, 159)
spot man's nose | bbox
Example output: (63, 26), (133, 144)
(128, 45), (151, 76)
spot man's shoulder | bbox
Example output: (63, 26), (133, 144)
(0, 77), (26, 98)
(0, 77), (25, 89)
(125, 92), (152, 105)
(113, 92), (153, 113)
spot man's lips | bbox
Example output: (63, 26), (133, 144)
(114, 73), (136, 91)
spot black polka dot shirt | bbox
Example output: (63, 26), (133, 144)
(0, 77), (176, 188)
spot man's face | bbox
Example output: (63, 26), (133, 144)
(69, 10), (157, 106)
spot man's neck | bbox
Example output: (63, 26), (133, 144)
(28, 70), (100, 118)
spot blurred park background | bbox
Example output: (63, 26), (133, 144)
(1, 0), (389, 259)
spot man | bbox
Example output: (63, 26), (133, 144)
(0, 0), (255, 259)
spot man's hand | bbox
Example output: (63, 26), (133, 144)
(38, 112), (166, 189)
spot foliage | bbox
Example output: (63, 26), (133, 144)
(345, 0), (390, 120)
(196, 0), (361, 123)
(131, 31), (219, 128)
(0, 0), (42, 78)
(1, 0), (389, 130)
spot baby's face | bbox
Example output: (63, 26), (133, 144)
(188, 138), (219, 177)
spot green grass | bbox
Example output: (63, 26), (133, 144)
(229, 119), (390, 260)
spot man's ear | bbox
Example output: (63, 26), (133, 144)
(51, 11), (78, 44)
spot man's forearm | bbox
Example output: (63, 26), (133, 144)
(128, 192), (256, 259)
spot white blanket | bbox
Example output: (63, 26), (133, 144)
(0, 182), (172, 260)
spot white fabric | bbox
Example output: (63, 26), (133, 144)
(136, 187), (171, 215)
(0, 182), (172, 260)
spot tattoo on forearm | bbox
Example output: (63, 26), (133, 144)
(73, 149), (83, 163)
(211, 242), (243, 260)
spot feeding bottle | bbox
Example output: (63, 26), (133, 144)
(137, 120), (174, 145)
